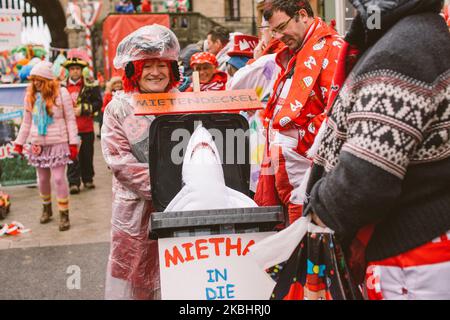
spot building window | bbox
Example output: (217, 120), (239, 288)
(225, 0), (240, 21)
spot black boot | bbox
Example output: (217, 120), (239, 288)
(59, 210), (70, 231)
(40, 203), (53, 224)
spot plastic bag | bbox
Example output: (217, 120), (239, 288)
(249, 216), (362, 300)
(271, 219), (362, 300)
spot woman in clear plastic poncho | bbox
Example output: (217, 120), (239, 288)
(101, 25), (181, 300)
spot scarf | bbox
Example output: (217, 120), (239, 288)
(200, 71), (228, 91)
(32, 93), (54, 136)
(186, 71), (228, 92)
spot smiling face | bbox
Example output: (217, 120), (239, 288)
(111, 81), (123, 91)
(32, 78), (44, 92)
(193, 63), (215, 84)
(268, 9), (313, 52)
(138, 59), (171, 93)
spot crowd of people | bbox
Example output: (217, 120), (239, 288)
(9, 0), (450, 300)
(114, 0), (190, 13)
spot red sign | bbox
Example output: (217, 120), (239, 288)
(134, 90), (262, 116)
(102, 14), (170, 80)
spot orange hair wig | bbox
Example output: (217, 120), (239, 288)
(26, 76), (60, 116)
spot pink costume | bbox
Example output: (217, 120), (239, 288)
(15, 85), (78, 201)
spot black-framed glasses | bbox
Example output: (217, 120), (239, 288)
(271, 14), (297, 36)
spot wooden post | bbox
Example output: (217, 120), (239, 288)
(192, 71), (200, 93)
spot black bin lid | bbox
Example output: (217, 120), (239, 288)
(150, 206), (284, 231)
(148, 113), (250, 212)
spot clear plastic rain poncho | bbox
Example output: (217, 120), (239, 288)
(102, 24), (179, 300)
(113, 24), (180, 69)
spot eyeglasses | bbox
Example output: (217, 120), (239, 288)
(271, 14), (297, 36)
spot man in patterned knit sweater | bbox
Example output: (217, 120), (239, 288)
(305, 0), (450, 299)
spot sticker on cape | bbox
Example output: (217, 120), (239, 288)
(332, 41), (342, 48)
(299, 129), (306, 139)
(313, 38), (326, 51)
(304, 56), (317, 70)
(279, 116), (292, 127)
(322, 59), (329, 69)
(303, 76), (313, 87)
(290, 100), (303, 112)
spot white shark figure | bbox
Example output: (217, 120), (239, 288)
(165, 124), (258, 212)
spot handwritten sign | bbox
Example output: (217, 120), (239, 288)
(158, 232), (276, 300)
(134, 89), (263, 116)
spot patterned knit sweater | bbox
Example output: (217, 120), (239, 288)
(305, 12), (450, 261)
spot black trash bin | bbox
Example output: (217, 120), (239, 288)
(148, 113), (283, 300)
(148, 113), (284, 238)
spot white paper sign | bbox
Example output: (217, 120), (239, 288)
(0, 9), (22, 51)
(159, 232), (276, 300)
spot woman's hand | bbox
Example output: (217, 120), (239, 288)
(13, 144), (23, 155)
(311, 212), (327, 228)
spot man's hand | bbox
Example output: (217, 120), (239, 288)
(254, 40), (267, 60)
(74, 107), (82, 117)
(311, 212), (327, 228)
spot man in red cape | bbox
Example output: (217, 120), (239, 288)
(255, 0), (342, 224)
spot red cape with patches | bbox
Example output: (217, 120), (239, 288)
(263, 18), (342, 155)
